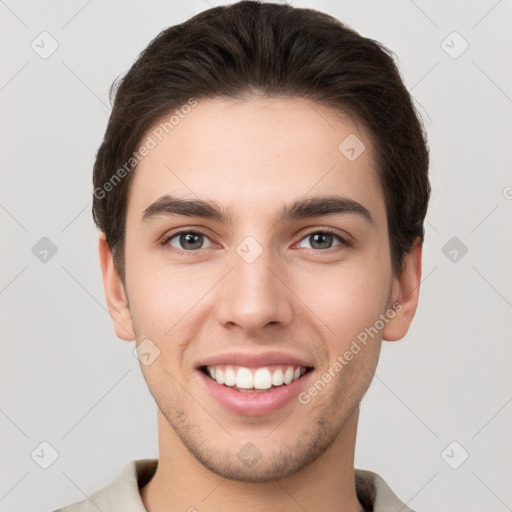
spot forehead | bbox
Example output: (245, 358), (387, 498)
(126, 97), (385, 226)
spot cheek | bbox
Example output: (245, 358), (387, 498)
(127, 260), (191, 326)
(129, 277), (189, 380)
(298, 261), (389, 340)
(126, 263), (212, 368)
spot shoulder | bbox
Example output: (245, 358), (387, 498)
(50, 459), (158, 512)
(355, 468), (417, 512)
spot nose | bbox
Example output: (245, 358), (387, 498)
(215, 241), (294, 334)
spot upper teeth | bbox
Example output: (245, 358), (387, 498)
(207, 365), (306, 389)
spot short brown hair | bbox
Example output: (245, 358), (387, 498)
(92, 0), (430, 283)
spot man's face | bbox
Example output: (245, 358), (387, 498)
(112, 97), (401, 481)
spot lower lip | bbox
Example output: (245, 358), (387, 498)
(197, 369), (313, 417)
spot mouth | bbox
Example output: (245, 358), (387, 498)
(195, 353), (316, 416)
(199, 364), (314, 393)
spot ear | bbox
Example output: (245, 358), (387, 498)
(382, 238), (423, 342)
(98, 231), (136, 341)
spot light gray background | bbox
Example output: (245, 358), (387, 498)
(1, 1), (511, 511)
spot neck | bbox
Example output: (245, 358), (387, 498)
(141, 407), (365, 512)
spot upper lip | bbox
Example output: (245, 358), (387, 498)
(196, 351), (314, 369)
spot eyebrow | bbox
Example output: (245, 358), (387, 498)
(141, 194), (375, 226)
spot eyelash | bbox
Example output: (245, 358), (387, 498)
(160, 228), (353, 255)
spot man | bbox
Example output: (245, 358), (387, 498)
(55, 1), (430, 510)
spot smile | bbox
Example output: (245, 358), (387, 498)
(197, 365), (314, 416)
(202, 364), (309, 392)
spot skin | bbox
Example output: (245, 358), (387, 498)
(99, 97), (422, 512)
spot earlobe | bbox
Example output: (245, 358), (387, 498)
(98, 232), (136, 341)
(382, 238), (423, 342)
